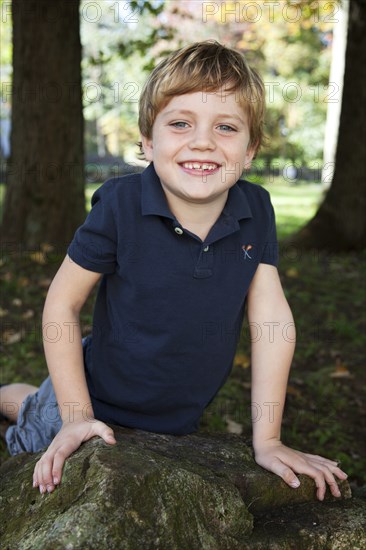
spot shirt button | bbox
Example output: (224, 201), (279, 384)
(174, 227), (183, 235)
(203, 245), (209, 252)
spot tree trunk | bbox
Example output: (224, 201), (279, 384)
(289, 0), (366, 251)
(1, 0), (85, 252)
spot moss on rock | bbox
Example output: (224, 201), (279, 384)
(0, 427), (364, 549)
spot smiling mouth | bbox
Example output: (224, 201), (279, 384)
(180, 161), (221, 171)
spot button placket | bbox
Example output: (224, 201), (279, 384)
(193, 243), (214, 278)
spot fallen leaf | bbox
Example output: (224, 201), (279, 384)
(29, 252), (47, 264)
(3, 331), (22, 344)
(0, 307), (8, 317)
(22, 309), (35, 320)
(330, 356), (353, 378)
(18, 277), (30, 287)
(225, 417), (243, 435)
(234, 353), (250, 368)
(12, 298), (22, 307)
(330, 366), (353, 378)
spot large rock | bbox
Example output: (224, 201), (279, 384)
(0, 428), (365, 549)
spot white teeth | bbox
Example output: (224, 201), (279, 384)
(182, 162), (218, 170)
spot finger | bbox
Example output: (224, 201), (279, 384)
(334, 468), (348, 479)
(38, 453), (57, 494)
(41, 445), (75, 493)
(265, 457), (301, 488)
(287, 454), (347, 500)
(45, 436), (83, 490)
(327, 480), (342, 498)
(93, 422), (116, 445)
(318, 463), (348, 480)
(312, 464), (342, 498)
(294, 463), (327, 500)
(51, 449), (69, 487)
(308, 470), (327, 501)
(271, 454), (327, 500)
(33, 465), (39, 488)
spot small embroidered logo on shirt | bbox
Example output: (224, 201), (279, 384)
(242, 244), (252, 259)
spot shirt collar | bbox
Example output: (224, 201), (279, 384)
(222, 180), (253, 221)
(141, 163), (175, 219)
(141, 162), (253, 222)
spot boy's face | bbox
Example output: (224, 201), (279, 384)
(141, 89), (255, 211)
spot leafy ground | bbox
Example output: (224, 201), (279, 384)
(1, 181), (365, 489)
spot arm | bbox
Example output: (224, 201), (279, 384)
(43, 254), (100, 421)
(33, 255), (116, 494)
(247, 263), (347, 500)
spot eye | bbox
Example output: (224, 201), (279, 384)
(169, 121), (189, 128)
(217, 124), (236, 132)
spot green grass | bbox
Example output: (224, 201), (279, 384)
(85, 183), (102, 207)
(262, 182), (324, 240)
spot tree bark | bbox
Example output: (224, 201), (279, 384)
(288, 0), (366, 251)
(1, 0), (85, 252)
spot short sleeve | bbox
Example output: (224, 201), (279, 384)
(260, 202), (279, 266)
(67, 180), (117, 274)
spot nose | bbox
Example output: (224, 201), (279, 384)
(189, 124), (216, 151)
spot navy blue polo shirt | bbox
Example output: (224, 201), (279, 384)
(67, 162), (278, 435)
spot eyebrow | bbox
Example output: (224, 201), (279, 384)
(162, 109), (245, 124)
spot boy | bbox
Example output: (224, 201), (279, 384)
(0, 41), (347, 498)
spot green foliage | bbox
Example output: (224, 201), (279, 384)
(0, 0), (12, 67)
(208, 0), (336, 164)
(1, 0), (341, 164)
(80, 0), (177, 157)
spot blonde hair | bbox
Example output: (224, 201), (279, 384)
(138, 40), (266, 156)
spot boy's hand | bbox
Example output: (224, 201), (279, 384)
(32, 417), (116, 494)
(254, 440), (348, 501)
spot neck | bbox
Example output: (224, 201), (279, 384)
(164, 191), (228, 241)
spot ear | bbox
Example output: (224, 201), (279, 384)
(140, 134), (153, 162)
(244, 146), (256, 169)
